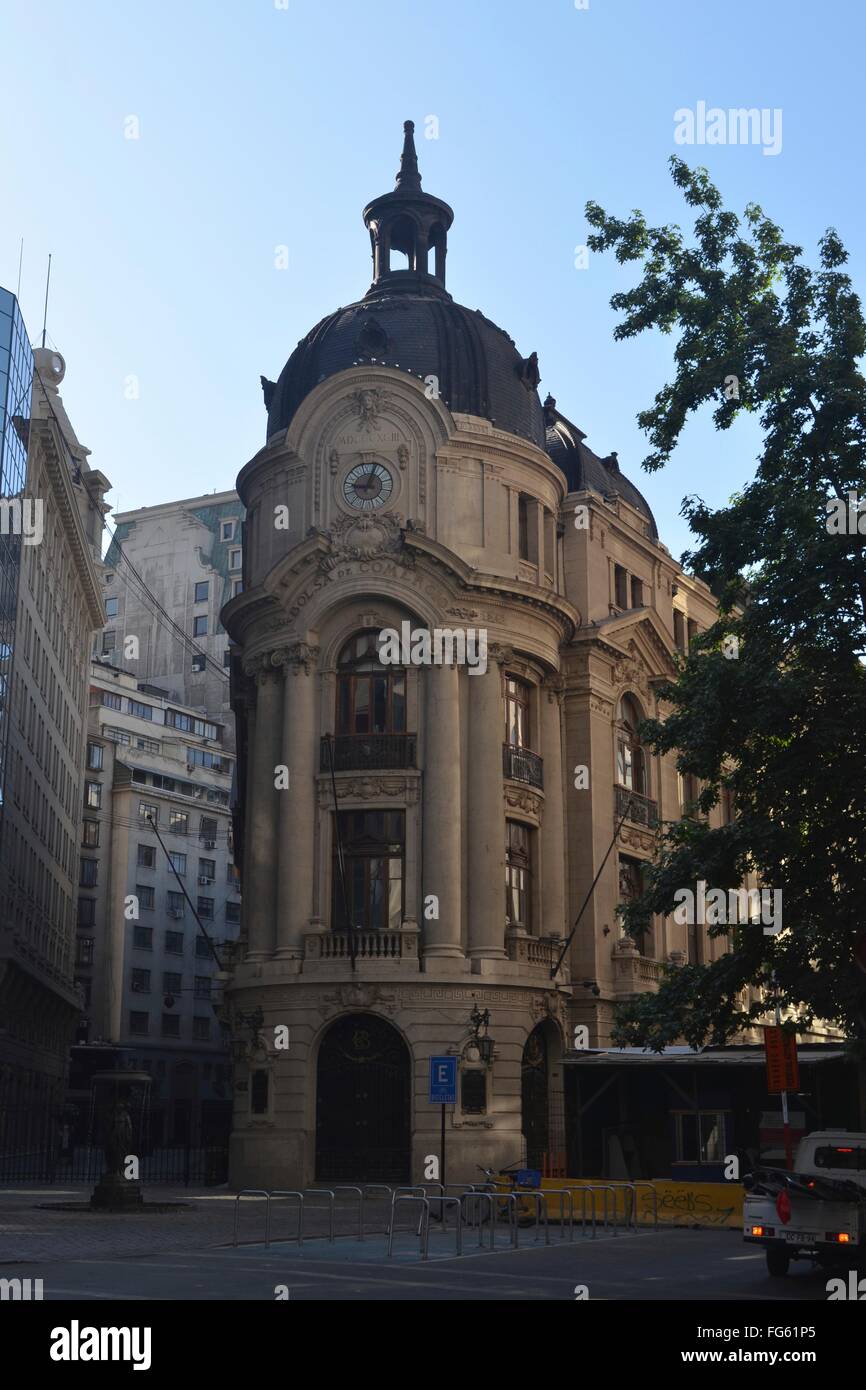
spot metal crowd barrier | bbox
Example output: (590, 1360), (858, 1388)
(234, 1178), (657, 1253)
(461, 1190), (496, 1248)
(516, 1190), (550, 1244)
(622, 1178), (656, 1234)
(233, 1189), (270, 1247)
(555, 1186), (574, 1240)
(388, 1195), (431, 1259)
(303, 1189), (336, 1243)
(329, 1185), (365, 1241)
(360, 1185), (393, 1232)
(268, 1190), (305, 1248)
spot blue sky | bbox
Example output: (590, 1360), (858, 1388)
(1, 0), (863, 561)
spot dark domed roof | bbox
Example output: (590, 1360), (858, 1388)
(265, 287), (545, 447)
(544, 397), (658, 539)
(262, 121), (545, 449)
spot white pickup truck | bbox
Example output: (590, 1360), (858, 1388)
(743, 1130), (866, 1277)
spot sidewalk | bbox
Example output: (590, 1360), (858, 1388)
(0, 1186), (364, 1262)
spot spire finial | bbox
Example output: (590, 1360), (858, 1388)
(395, 119), (422, 191)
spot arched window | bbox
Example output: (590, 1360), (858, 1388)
(616, 694), (646, 796)
(336, 631), (406, 736)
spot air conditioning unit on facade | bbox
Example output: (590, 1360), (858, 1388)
(198, 875), (213, 885)
(203, 839), (215, 850)
(169, 909), (184, 919)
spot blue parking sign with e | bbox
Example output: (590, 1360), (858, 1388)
(429, 1056), (457, 1104)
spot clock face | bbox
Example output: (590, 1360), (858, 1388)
(343, 462), (394, 510)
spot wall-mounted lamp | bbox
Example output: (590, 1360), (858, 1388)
(469, 1006), (495, 1062)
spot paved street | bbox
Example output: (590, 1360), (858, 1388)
(0, 1186), (839, 1300)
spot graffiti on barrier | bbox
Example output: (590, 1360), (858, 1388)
(639, 1187), (738, 1227)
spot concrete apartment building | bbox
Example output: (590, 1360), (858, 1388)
(73, 659), (240, 1146)
(102, 492), (244, 751)
(0, 294), (110, 1130)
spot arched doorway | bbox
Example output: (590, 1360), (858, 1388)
(521, 1022), (565, 1173)
(522, 1026), (549, 1169)
(315, 1014), (411, 1182)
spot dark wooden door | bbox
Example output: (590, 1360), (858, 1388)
(315, 1014), (410, 1182)
(521, 1027), (549, 1169)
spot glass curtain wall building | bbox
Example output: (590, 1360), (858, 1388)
(0, 288), (32, 833)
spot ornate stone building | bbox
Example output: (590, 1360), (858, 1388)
(223, 123), (727, 1189)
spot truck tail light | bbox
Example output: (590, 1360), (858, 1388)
(751, 1225), (765, 1236)
(826, 1232), (851, 1243)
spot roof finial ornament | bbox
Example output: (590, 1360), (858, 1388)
(395, 119), (422, 191)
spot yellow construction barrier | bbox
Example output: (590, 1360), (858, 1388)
(540, 1177), (743, 1228)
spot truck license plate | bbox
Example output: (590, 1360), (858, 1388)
(783, 1231), (813, 1243)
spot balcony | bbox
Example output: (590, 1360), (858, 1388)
(502, 743), (544, 790)
(506, 933), (564, 975)
(320, 733), (417, 773)
(615, 784), (658, 829)
(305, 927), (419, 962)
(612, 939), (668, 995)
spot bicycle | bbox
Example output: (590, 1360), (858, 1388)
(464, 1162), (541, 1228)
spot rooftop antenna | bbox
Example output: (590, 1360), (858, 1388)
(16, 239), (23, 300)
(41, 252), (52, 349)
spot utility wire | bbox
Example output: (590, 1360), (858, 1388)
(30, 357), (233, 687)
(146, 813), (224, 971)
(550, 795), (636, 980)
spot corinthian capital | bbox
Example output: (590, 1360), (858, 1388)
(242, 650), (281, 683)
(274, 642), (320, 676)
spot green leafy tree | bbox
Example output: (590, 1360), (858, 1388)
(585, 159), (866, 1095)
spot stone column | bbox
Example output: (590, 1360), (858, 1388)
(243, 653), (282, 961)
(540, 675), (566, 940)
(422, 661), (463, 958)
(275, 643), (320, 960)
(467, 651), (507, 960)
(237, 683), (256, 957)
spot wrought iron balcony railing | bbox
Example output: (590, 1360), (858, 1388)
(615, 783), (658, 829)
(321, 733), (417, 773)
(502, 743), (544, 790)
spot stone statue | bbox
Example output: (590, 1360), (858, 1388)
(103, 1099), (133, 1176)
